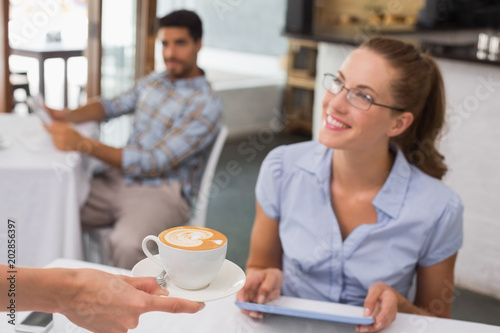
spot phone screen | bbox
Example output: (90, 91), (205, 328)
(20, 312), (53, 327)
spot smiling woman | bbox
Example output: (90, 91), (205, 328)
(319, 38), (447, 179)
(237, 37), (463, 333)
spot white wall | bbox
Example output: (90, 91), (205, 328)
(437, 59), (500, 299)
(156, 0), (288, 57)
(200, 48), (286, 138)
(313, 42), (500, 299)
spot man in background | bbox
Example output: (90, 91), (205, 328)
(46, 10), (223, 269)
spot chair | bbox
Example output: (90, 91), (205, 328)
(82, 125), (229, 265)
(188, 125), (228, 227)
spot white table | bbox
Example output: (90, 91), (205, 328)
(10, 42), (86, 107)
(2, 258), (499, 333)
(0, 114), (97, 267)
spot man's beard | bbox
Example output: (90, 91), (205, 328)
(165, 58), (191, 78)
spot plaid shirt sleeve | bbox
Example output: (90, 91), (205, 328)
(99, 78), (148, 119)
(121, 93), (222, 177)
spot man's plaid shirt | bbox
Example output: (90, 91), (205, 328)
(100, 70), (223, 204)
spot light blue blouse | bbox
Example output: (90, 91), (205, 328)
(256, 141), (463, 306)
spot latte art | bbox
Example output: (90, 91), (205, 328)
(160, 227), (227, 251)
(165, 229), (213, 247)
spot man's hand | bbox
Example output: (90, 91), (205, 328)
(45, 120), (122, 167)
(45, 98), (106, 124)
(45, 121), (88, 152)
(45, 106), (71, 122)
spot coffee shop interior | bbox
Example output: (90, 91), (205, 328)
(1, 0), (500, 330)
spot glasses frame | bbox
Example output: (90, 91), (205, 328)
(323, 73), (405, 112)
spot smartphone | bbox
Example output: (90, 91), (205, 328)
(16, 312), (53, 333)
(27, 96), (53, 126)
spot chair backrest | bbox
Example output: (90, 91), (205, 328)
(188, 125), (228, 227)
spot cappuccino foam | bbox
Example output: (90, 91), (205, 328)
(160, 227), (227, 251)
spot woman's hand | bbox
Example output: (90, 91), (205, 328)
(356, 282), (398, 332)
(236, 268), (283, 318)
(59, 269), (205, 333)
(238, 202), (283, 318)
(11, 266), (205, 333)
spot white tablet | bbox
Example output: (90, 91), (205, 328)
(235, 296), (375, 325)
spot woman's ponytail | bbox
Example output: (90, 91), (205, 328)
(362, 37), (448, 179)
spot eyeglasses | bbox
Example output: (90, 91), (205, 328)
(322, 73), (404, 112)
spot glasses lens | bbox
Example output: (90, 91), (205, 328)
(324, 75), (342, 94)
(348, 89), (372, 110)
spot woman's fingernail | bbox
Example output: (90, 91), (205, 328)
(249, 311), (264, 319)
(160, 286), (169, 294)
(364, 308), (371, 317)
(257, 295), (265, 304)
(198, 302), (206, 310)
(375, 322), (382, 329)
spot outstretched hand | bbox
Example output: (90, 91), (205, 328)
(59, 269), (205, 333)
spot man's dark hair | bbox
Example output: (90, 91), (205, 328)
(157, 10), (203, 41)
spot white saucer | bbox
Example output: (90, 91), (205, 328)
(131, 255), (246, 302)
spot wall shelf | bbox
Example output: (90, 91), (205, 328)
(284, 38), (317, 135)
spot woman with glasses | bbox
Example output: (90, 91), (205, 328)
(237, 37), (463, 332)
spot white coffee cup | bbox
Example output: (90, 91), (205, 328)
(142, 226), (227, 290)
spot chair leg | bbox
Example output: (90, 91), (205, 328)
(10, 72), (32, 113)
(25, 85), (32, 113)
(82, 227), (114, 266)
